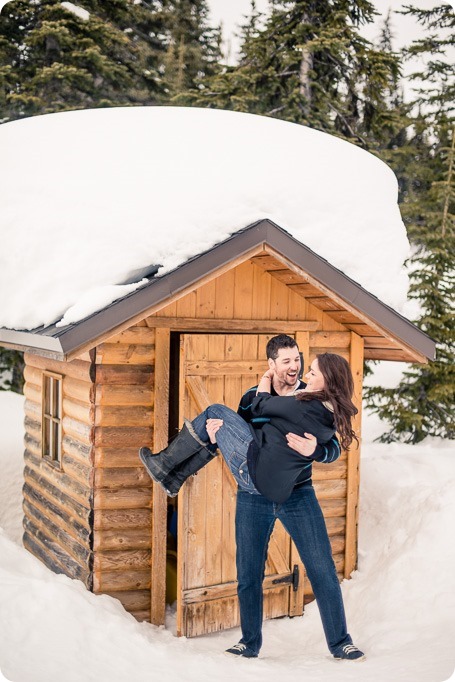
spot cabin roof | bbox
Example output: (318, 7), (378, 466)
(0, 219), (435, 362)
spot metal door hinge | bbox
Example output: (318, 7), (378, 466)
(272, 564), (300, 592)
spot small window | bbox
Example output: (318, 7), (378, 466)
(42, 372), (63, 466)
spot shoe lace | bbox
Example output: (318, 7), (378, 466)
(231, 644), (247, 652)
(342, 644), (361, 654)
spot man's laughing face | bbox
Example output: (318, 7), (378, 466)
(268, 346), (301, 388)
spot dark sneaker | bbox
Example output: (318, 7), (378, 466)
(225, 643), (258, 658)
(333, 643), (365, 662)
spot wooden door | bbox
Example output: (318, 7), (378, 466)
(176, 333), (306, 637)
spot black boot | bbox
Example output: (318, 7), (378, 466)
(139, 419), (214, 492)
(161, 446), (218, 497)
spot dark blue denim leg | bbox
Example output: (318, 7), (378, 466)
(235, 490), (276, 655)
(277, 486), (352, 654)
(191, 405), (259, 494)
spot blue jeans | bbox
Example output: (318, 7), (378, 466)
(191, 404), (260, 495)
(191, 405), (352, 656)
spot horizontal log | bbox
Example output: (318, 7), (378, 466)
(24, 416), (41, 441)
(24, 381), (42, 404)
(63, 376), (95, 403)
(24, 454), (92, 510)
(93, 487), (152, 510)
(23, 499), (91, 567)
(95, 366), (153, 386)
(24, 398), (41, 422)
(23, 515), (92, 576)
(93, 548), (151, 572)
(23, 482), (91, 548)
(62, 453), (93, 487)
(312, 459), (346, 480)
(25, 353), (94, 382)
(94, 447), (147, 468)
(62, 436), (93, 465)
(309, 332), (351, 348)
(130, 609), (150, 623)
(93, 508), (151, 531)
(96, 344), (155, 365)
(62, 416), (94, 445)
(326, 516), (346, 535)
(23, 531), (92, 589)
(94, 467), (151, 490)
(186, 360), (267, 375)
(63, 397), (94, 426)
(94, 426), (153, 448)
(93, 569), (151, 592)
(320, 498), (346, 517)
(100, 589), (150, 613)
(104, 326), (155, 345)
(93, 528), (151, 552)
(314, 479), (346, 499)
(146, 317), (321, 332)
(24, 366), (44, 389)
(23, 455), (92, 526)
(329, 534), (345, 555)
(95, 385), (153, 407)
(94, 406), (153, 428)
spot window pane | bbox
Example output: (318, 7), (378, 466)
(43, 418), (51, 457)
(52, 421), (60, 461)
(52, 378), (60, 418)
(44, 376), (51, 415)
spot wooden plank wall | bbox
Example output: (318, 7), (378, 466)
(22, 352), (95, 588)
(92, 323), (154, 622)
(148, 260), (361, 615)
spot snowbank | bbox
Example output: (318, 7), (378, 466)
(0, 106), (410, 330)
(0, 386), (454, 682)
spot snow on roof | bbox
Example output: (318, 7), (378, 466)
(0, 106), (410, 331)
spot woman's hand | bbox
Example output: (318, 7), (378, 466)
(206, 418), (223, 444)
(286, 432), (317, 458)
(257, 369), (275, 394)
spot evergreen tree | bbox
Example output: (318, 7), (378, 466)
(0, 348), (24, 394)
(160, 0), (221, 98)
(0, 0), (166, 121)
(364, 4), (455, 442)
(177, 0), (400, 148)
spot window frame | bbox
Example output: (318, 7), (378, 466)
(41, 371), (63, 468)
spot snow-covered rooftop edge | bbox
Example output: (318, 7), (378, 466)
(0, 106), (410, 331)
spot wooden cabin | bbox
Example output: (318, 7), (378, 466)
(0, 219), (435, 638)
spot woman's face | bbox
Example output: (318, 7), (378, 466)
(304, 359), (325, 392)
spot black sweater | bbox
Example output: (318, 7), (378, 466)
(247, 392), (336, 504)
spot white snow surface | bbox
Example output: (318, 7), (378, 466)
(0, 106), (410, 331)
(1, 364), (455, 682)
(61, 2), (90, 21)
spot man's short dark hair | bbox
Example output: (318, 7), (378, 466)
(266, 334), (298, 360)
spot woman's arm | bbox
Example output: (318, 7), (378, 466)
(256, 370), (273, 395)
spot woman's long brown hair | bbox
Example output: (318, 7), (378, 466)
(295, 353), (359, 450)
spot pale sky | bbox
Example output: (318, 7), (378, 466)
(207, 0), (454, 75)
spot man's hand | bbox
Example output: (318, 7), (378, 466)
(286, 432), (317, 457)
(206, 418), (223, 444)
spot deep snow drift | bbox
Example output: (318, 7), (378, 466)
(0, 106), (409, 330)
(0, 373), (454, 682)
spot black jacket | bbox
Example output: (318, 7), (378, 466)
(246, 392), (336, 503)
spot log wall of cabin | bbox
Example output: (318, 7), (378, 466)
(146, 260), (364, 611)
(92, 324), (154, 622)
(22, 352), (95, 588)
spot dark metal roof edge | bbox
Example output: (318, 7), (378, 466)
(263, 222), (436, 360)
(0, 327), (64, 354)
(0, 218), (436, 360)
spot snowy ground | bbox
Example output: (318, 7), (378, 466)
(0, 364), (454, 682)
